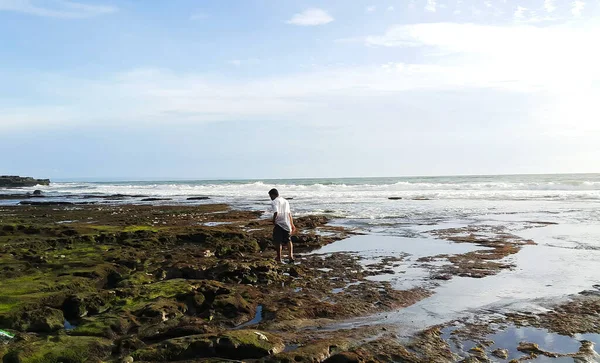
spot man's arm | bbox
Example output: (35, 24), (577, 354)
(289, 213), (296, 234)
(272, 212), (278, 225)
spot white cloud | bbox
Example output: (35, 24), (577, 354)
(366, 5), (376, 13)
(2, 22), (600, 164)
(544, 0), (556, 13)
(571, 0), (585, 16)
(425, 0), (437, 12)
(286, 8), (333, 26)
(387, 6), (395, 12)
(514, 6), (527, 20)
(0, 0), (116, 18)
(352, 22), (600, 92)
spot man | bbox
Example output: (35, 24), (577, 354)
(269, 188), (296, 263)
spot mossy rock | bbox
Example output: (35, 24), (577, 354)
(118, 279), (198, 311)
(212, 293), (253, 321)
(264, 339), (350, 363)
(0, 271), (95, 320)
(117, 271), (154, 287)
(132, 329), (285, 361)
(62, 291), (116, 320)
(140, 279), (196, 300)
(5, 307), (64, 333)
(133, 298), (187, 324)
(70, 314), (128, 338)
(3, 335), (112, 363)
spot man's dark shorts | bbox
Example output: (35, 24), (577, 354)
(273, 225), (291, 245)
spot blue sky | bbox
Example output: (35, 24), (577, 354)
(1, 0), (599, 179)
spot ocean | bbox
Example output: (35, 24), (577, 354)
(4, 173), (600, 231)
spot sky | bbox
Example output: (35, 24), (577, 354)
(1, 0), (599, 179)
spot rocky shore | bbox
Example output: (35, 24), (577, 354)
(0, 202), (599, 362)
(0, 176), (50, 188)
(0, 204), (429, 362)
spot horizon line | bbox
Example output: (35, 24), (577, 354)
(49, 172), (600, 183)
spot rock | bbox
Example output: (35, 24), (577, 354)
(134, 299), (187, 323)
(388, 197), (403, 200)
(517, 341), (560, 358)
(0, 194), (42, 200)
(122, 356), (135, 363)
(571, 340), (600, 362)
(2, 335), (112, 363)
(0, 176), (50, 188)
(294, 216), (330, 229)
(212, 292), (253, 322)
(492, 348), (509, 359)
(325, 352), (362, 363)
(141, 198), (173, 202)
(187, 196), (210, 200)
(19, 201), (74, 206)
(132, 330), (284, 361)
(8, 307), (65, 332)
(266, 339), (350, 362)
(113, 336), (145, 355)
(62, 293), (115, 320)
(32, 190), (43, 196)
(517, 342), (541, 353)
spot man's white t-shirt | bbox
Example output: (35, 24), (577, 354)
(272, 196), (292, 232)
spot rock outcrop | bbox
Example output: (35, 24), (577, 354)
(0, 176), (50, 188)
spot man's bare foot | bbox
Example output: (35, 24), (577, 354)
(276, 258), (283, 263)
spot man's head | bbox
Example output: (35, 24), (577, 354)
(268, 188), (279, 200)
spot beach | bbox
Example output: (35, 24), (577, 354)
(1, 174), (600, 362)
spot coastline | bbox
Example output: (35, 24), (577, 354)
(0, 195), (599, 361)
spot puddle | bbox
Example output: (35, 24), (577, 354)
(444, 325), (600, 362)
(202, 222), (232, 227)
(283, 343), (300, 352)
(312, 234), (484, 290)
(331, 282), (362, 294)
(313, 234), (483, 258)
(64, 320), (76, 330)
(236, 305), (263, 329)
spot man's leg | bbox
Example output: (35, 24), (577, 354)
(288, 240), (294, 261)
(274, 226), (282, 262)
(277, 243), (283, 262)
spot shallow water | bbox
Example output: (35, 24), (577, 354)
(313, 234), (482, 257)
(312, 234), (484, 290)
(316, 219), (600, 339)
(444, 325), (600, 362)
(235, 305), (263, 329)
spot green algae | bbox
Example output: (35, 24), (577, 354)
(115, 279), (196, 312)
(132, 330), (285, 361)
(71, 315), (122, 338)
(142, 279), (196, 300)
(0, 273), (60, 314)
(3, 335), (112, 363)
